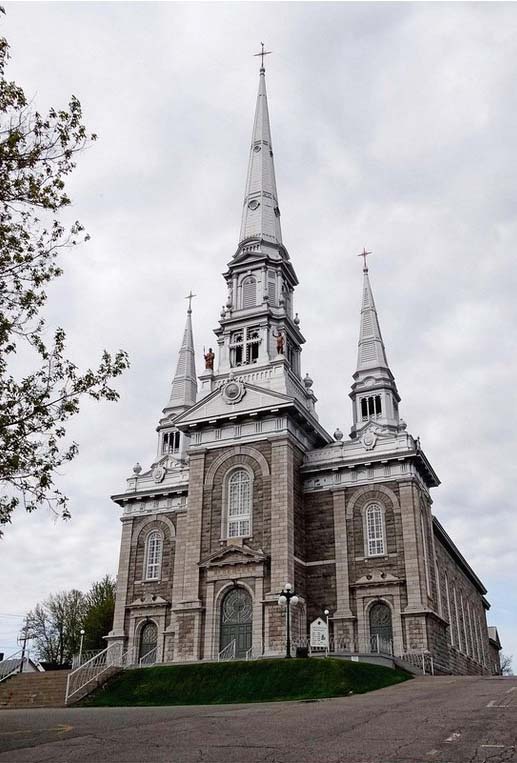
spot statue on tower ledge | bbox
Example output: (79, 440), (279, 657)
(204, 347), (215, 370)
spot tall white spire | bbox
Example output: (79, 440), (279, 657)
(350, 253), (401, 438)
(239, 62), (282, 245)
(165, 297), (197, 415)
(357, 261), (390, 373)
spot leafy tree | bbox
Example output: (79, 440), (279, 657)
(27, 589), (86, 666)
(82, 575), (116, 651)
(0, 29), (128, 532)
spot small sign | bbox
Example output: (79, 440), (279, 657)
(310, 617), (329, 648)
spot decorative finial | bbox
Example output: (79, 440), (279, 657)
(185, 290), (197, 313)
(357, 248), (372, 272)
(254, 42), (272, 72)
(133, 462), (142, 475)
(333, 427), (343, 441)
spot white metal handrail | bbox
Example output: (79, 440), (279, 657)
(65, 642), (123, 704)
(218, 640), (236, 661)
(398, 650), (434, 675)
(71, 649), (103, 669)
(245, 647), (253, 660)
(139, 646), (157, 666)
(369, 634), (393, 656)
(0, 650), (24, 683)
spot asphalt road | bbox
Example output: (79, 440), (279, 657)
(0, 675), (515, 763)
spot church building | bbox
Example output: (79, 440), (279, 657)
(108, 61), (500, 675)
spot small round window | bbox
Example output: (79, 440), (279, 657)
(248, 199), (260, 211)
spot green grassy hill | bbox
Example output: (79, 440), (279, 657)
(84, 658), (411, 707)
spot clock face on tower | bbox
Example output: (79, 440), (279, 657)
(222, 380), (246, 404)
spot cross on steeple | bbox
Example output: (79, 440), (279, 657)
(185, 290), (197, 313)
(358, 248), (372, 272)
(254, 42), (272, 71)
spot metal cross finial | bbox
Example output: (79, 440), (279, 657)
(358, 248), (372, 271)
(254, 42), (272, 70)
(185, 290), (197, 312)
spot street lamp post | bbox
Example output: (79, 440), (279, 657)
(79, 629), (85, 664)
(324, 609), (330, 657)
(278, 583), (299, 658)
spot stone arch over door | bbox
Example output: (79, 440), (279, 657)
(219, 587), (253, 658)
(368, 601), (393, 653)
(138, 620), (158, 663)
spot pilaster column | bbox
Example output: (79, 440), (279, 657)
(332, 490), (354, 618)
(270, 439), (295, 593)
(399, 481), (424, 611)
(110, 516), (134, 637)
(171, 512), (187, 605)
(181, 451), (206, 602)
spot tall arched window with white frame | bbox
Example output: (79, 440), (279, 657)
(227, 469), (252, 538)
(365, 503), (385, 557)
(145, 531), (163, 580)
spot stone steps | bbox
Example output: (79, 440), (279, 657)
(0, 671), (70, 708)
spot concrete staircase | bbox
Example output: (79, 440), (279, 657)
(0, 670), (70, 708)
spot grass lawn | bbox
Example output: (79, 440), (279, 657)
(83, 658), (411, 707)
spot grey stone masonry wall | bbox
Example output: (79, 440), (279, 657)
(128, 515), (176, 604)
(434, 532), (490, 675)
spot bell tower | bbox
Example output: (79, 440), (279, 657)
(199, 61), (308, 409)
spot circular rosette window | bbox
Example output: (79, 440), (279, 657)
(222, 380), (246, 405)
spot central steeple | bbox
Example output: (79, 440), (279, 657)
(200, 55), (316, 418)
(239, 63), (282, 246)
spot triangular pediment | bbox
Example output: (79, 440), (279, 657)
(174, 381), (293, 428)
(199, 543), (267, 568)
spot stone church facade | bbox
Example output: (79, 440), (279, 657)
(108, 63), (500, 675)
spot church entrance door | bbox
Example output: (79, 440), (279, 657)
(369, 602), (393, 654)
(220, 588), (252, 658)
(138, 621), (158, 664)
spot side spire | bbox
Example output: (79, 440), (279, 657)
(356, 250), (389, 372)
(165, 294), (198, 415)
(239, 54), (282, 245)
(350, 252), (401, 438)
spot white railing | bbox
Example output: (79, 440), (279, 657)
(218, 640), (236, 661)
(66, 642), (123, 704)
(369, 635), (393, 656)
(139, 646), (157, 666)
(71, 649), (103, 669)
(245, 647), (254, 661)
(0, 650), (23, 683)
(398, 650), (434, 675)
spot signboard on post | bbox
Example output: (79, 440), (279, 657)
(310, 617), (329, 649)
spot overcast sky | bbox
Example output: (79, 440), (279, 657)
(1, 1), (515, 667)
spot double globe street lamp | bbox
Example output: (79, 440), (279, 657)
(278, 583), (299, 658)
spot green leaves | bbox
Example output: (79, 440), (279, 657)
(0, 33), (129, 531)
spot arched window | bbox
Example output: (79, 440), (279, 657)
(145, 531), (163, 580)
(365, 503), (385, 556)
(227, 469), (252, 538)
(242, 276), (257, 309)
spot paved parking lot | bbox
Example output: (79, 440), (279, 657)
(0, 675), (515, 762)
